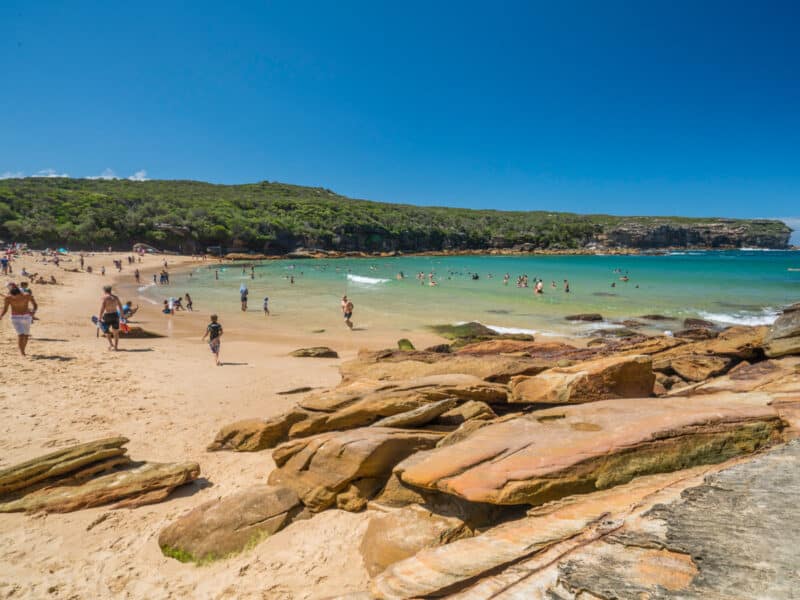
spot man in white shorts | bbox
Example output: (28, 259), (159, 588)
(1, 282), (38, 356)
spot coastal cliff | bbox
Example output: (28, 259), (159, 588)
(0, 178), (790, 252)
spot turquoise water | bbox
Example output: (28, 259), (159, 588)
(141, 250), (800, 336)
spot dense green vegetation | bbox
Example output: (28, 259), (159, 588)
(0, 178), (791, 252)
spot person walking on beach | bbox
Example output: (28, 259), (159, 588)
(98, 285), (123, 351)
(134, 269), (140, 284)
(185, 293), (193, 311)
(202, 314), (223, 366)
(240, 284), (249, 311)
(263, 296), (270, 316)
(1, 282), (38, 356)
(341, 295), (354, 329)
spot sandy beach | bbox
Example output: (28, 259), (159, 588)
(0, 252), (443, 600)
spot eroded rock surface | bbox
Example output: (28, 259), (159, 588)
(397, 393), (784, 506)
(510, 354), (655, 404)
(158, 485), (303, 563)
(268, 427), (441, 512)
(765, 309), (800, 357)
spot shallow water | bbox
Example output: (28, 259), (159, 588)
(143, 250), (800, 337)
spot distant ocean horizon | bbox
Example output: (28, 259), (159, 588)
(141, 249), (800, 338)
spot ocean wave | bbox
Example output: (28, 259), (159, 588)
(485, 325), (537, 336)
(137, 283), (156, 293)
(347, 274), (390, 285)
(697, 309), (779, 327)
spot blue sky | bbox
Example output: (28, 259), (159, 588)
(1, 1), (798, 238)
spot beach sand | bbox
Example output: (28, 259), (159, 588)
(0, 252), (444, 599)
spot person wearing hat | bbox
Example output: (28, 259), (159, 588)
(1, 282), (38, 355)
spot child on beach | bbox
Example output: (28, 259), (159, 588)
(202, 314), (223, 366)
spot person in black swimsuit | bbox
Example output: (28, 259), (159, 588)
(98, 285), (123, 351)
(202, 314), (223, 366)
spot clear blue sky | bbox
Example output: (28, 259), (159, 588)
(1, 1), (798, 236)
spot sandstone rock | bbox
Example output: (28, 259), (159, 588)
(640, 314), (674, 321)
(339, 351), (550, 384)
(371, 469), (698, 599)
(424, 344), (451, 353)
(335, 478), (384, 512)
(673, 327), (719, 340)
(396, 338), (415, 351)
(207, 410), (309, 452)
(292, 375), (508, 438)
(429, 322), (497, 340)
(435, 419), (495, 448)
(434, 401), (496, 427)
(553, 441), (800, 599)
(667, 354), (732, 382)
(684, 317), (716, 329)
(0, 437), (129, 498)
(268, 428), (441, 512)
(765, 309), (800, 357)
(290, 346), (339, 358)
(668, 356), (800, 397)
(0, 461), (200, 513)
(158, 485), (303, 563)
(372, 399), (458, 428)
(510, 354), (655, 404)
(564, 313), (603, 322)
(396, 393), (784, 507)
(360, 506), (472, 577)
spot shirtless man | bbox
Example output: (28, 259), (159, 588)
(341, 295), (354, 329)
(1, 282), (38, 355)
(98, 285), (124, 350)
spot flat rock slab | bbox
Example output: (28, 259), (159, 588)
(555, 440), (800, 599)
(0, 436), (129, 497)
(290, 346), (339, 358)
(510, 354), (655, 404)
(0, 461), (200, 513)
(371, 469), (704, 599)
(339, 350), (554, 384)
(765, 310), (800, 357)
(669, 356), (800, 397)
(268, 427), (441, 512)
(398, 393), (784, 506)
(207, 410), (309, 452)
(158, 485), (303, 563)
(372, 399), (458, 428)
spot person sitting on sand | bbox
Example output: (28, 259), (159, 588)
(98, 285), (123, 351)
(201, 314), (223, 366)
(162, 300), (172, 315)
(122, 301), (138, 318)
(1, 282), (38, 356)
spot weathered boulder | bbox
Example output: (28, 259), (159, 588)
(158, 485), (303, 563)
(372, 399), (458, 428)
(396, 393), (784, 507)
(268, 428), (441, 512)
(207, 410), (309, 452)
(765, 310), (800, 357)
(424, 343), (451, 353)
(669, 357), (800, 397)
(667, 354), (732, 382)
(674, 327), (719, 340)
(564, 313), (603, 322)
(0, 461), (200, 513)
(360, 506), (472, 577)
(339, 350), (553, 384)
(290, 346), (339, 358)
(435, 418), (496, 448)
(371, 469), (699, 599)
(552, 441), (800, 600)
(0, 437), (129, 497)
(433, 401), (497, 427)
(510, 354), (655, 404)
(292, 375), (508, 438)
(684, 317), (716, 329)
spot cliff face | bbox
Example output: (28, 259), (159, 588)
(596, 219), (792, 250)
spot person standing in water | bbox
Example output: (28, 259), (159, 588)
(201, 314), (223, 366)
(341, 295), (354, 329)
(1, 282), (38, 356)
(240, 283), (248, 311)
(98, 284), (123, 351)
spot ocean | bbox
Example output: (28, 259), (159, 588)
(140, 250), (800, 337)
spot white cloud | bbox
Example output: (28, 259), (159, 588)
(128, 169), (148, 181)
(0, 171), (24, 179)
(34, 168), (70, 178)
(87, 168), (118, 180)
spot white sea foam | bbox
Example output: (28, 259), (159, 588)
(347, 274), (390, 285)
(697, 309), (779, 327)
(485, 325), (537, 336)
